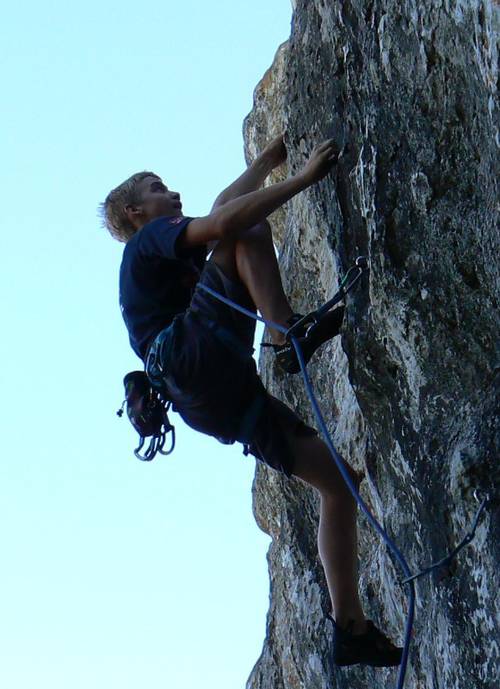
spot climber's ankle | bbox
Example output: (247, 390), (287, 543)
(333, 611), (368, 636)
(270, 328), (287, 345)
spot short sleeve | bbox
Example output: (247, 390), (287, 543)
(138, 216), (197, 261)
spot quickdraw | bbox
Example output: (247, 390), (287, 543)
(116, 371), (175, 461)
(285, 255), (368, 340)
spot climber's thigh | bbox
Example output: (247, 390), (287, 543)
(209, 221), (271, 281)
(209, 234), (238, 280)
(287, 431), (358, 497)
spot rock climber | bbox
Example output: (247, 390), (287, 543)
(100, 133), (402, 667)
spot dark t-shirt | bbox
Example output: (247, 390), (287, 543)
(119, 215), (207, 360)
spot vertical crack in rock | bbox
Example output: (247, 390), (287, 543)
(243, 2), (499, 688)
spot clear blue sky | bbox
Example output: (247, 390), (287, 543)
(1, 2), (293, 687)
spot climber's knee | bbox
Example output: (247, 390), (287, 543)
(234, 221), (273, 257)
(211, 220), (272, 281)
(289, 433), (360, 499)
(238, 219), (272, 242)
(235, 221), (275, 272)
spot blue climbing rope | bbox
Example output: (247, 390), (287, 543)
(197, 259), (487, 689)
(292, 332), (415, 688)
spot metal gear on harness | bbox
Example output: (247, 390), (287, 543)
(116, 371), (176, 461)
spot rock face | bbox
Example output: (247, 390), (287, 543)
(242, 2), (499, 688)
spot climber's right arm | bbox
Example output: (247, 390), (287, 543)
(177, 175), (307, 249)
(178, 139), (339, 250)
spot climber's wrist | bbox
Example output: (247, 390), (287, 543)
(254, 151), (276, 175)
(258, 133), (288, 172)
(294, 169), (315, 188)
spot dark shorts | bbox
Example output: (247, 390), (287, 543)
(146, 259), (317, 477)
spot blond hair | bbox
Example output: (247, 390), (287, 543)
(99, 171), (159, 242)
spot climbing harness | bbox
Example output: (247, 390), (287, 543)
(116, 370), (175, 461)
(195, 255), (489, 689)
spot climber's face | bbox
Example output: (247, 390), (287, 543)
(125, 175), (183, 229)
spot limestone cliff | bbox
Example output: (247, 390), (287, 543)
(242, 2), (499, 688)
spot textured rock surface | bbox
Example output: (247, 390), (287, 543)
(242, 2), (499, 688)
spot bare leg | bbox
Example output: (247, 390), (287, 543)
(211, 222), (366, 628)
(209, 220), (294, 344)
(286, 431), (367, 633)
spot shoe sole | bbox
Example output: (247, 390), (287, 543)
(335, 657), (402, 667)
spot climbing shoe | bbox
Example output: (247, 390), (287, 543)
(327, 614), (402, 667)
(261, 307), (345, 375)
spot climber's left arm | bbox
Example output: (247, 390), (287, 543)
(210, 134), (287, 212)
